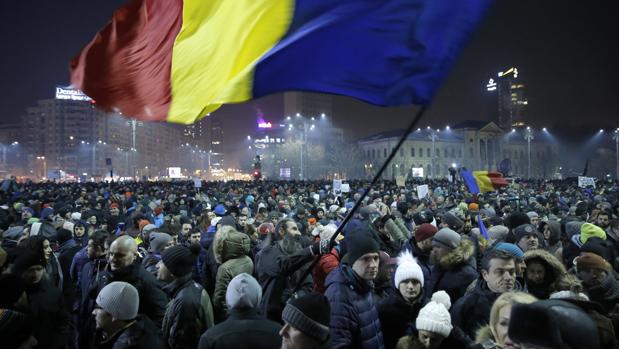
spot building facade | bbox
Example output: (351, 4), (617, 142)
(358, 121), (559, 179)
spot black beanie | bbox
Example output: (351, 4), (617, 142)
(344, 229), (380, 265)
(11, 249), (45, 274)
(161, 244), (199, 277)
(442, 212), (464, 231)
(505, 212), (531, 230)
(282, 293), (330, 343)
(56, 228), (73, 245)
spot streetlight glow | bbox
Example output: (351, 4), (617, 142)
(542, 127), (547, 132)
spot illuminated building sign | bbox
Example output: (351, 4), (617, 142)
(486, 79), (497, 92)
(258, 122), (272, 129)
(55, 87), (92, 101)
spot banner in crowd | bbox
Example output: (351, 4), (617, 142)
(578, 176), (596, 188)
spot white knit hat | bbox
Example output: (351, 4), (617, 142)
(71, 212), (82, 221)
(96, 281), (139, 320)
(415, 291), (452, 337)
(394, 251), (424, 287)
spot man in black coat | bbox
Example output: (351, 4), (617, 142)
(91, 236), (168, 328)
(451, 249), (517, 340)
(93, 281), (164, 349)
(198, 273), (281, 349)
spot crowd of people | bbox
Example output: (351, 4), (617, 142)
(0, 176), (618, 349)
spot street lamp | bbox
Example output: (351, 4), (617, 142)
(613, 129), (619, 180)
(428, 129), (439, 179)
(524, 127), (534, 178)
(36, 156), (46, 180)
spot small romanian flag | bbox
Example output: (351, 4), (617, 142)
(70, 0), (492, 124)
(462, 170), (508, 194)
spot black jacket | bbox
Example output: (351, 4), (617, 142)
(198, 308), (282, 349)
(95, 315), (164, 349)
(92, 262), (168, 328)
(255, 242), (314, 323)
(25, 278), (70, 349)
(161, 274), (214, 349)
(378, 291), (426, 349)
(451, 278), (500, 341)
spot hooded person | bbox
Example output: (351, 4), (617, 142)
(280, 292), (332, 349)
(575, 252), (619, 327)
(564, 222), (607, 269)
(211, 225), (254, 322)
(378, 251), (427, 349)
(425, 228), (477, 304)
(324, 229), (384, 349)
(543, 219), (563, 261)
(523, 249), (567, 299)
(508, 299), (600, 349)
(142, 232), (173, 276)
(198, 273), (282, 349)
(92, 281), (164, 349)
(157, 244), (214, 348)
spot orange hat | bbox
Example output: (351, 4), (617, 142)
(308, 218), (317, 225)
(576, 252), (611, 272)
(468, 203), (479, 212)
(110, 203), (119, 209)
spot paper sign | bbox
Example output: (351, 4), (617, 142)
(333, 179), (342, 192)
(396, 176), (406, 187)
(313, 194), (320, 202)
(193, 178), (202, 188)
(578, 176), (596, 188)
(417, 184), (429, 199)
(341, 183), (350, 193)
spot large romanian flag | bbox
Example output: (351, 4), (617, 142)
(461, 169), (509, 194)
(70, 0), (492, 124)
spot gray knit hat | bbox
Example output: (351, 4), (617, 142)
(432, 228), (461, 250)
(225, 273), (262, 309)
(149, 232), (172, 253)
(282, 293), (330, 343)
(96, 281), (139, 320)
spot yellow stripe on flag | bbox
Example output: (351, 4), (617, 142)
(167, 0), (294, 124)
(473, 171), (495, 193)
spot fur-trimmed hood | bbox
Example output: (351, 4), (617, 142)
(474, 325), (496, 346)
(524, 248), (567, 281)
(438, 237), (475, 270)
(212, 228), (251, 264)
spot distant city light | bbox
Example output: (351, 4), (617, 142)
(445, 126), (450, 130)
(599, 129), (604, 133)
(511, 129), (516, 133)
(258, 122), (272, 129)
(247, 135), (251, 140)
(542, 127), (547, 132)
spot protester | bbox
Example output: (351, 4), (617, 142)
(280, 292), (331, 349)
(157, 244), (214, 348)
(92, 281), (164, 348)
(325, 230), (384, 348)
(473, 292), (537, 349)
(198, 273), (281, 349)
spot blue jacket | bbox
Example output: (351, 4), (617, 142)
(325, 265), (385, 349)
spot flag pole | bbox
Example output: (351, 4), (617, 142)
(292, 105), (428, 294)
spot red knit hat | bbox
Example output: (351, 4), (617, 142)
(416, 223), (438, 242)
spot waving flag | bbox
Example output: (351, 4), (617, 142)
(70, 0), (492, 124)
(461, 170), (508, 194)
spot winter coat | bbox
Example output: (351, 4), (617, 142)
(142, 251), (162, 276)
(25, 278), (70, 349)
(197, 308), (282, 349)
(69, 246), (89, 285)
(324, 264), (385, 349)
(385, 218), (408, 246)
(560, 298), (617, 349)
(212, 228), (253, 322)
(77, 256), (107, 349)
(92, 262), (168, 328)
(451, 279), (500, 341)
(424, 238), (477, 303)
(161, 274), (214, 349)
(544, 220), (563, 261)
(255, 241), (314, 323)
(401, 238), (432, 283)
(395, 328), (471, 349)
(95, 315), (164, 349)
(312, 247), (341, 293)
(585, 272), (619, 329)
(46, 253), (63, 292)
(378, 291), (426, 349)
(523, 249), (567, 299)
(57, 239), (81, 308)
(473, 325), (500, 349)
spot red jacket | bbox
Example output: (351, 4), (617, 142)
(312, 247), (340, 293)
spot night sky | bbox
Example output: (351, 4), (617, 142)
(1, 0), (618, 166)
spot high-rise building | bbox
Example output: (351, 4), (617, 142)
(486, 67), (528, 129)
(207, 115), (224, 170)
(283, 92), (333, 118)
(183, 116), (209, 149)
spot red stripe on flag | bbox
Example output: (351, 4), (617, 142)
(70, 0), (183, 122)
